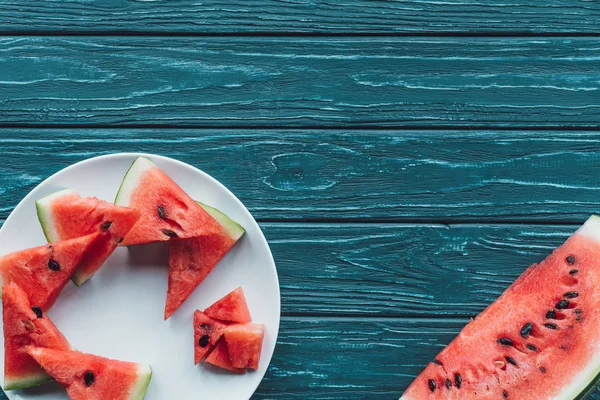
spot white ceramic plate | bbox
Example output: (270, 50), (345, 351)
(0, 153), (280, 400)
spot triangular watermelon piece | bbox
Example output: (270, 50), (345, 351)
(204, 338), (245, 374)
(2, 282), (71, 390)
(193, 311), (230, 364)
(0, 233), (100, 310)
(223, 323), (265, 370)
(114, 156), (223, 246)
(26, 347), (152, 400)
(204, 287), (252, 324)
(165, 203), (245, 319)
(36, 189), (141, 286)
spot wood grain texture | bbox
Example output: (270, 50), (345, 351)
(2, 129), (600, 222)
(0, 0), (598, 34)
(1, 38), (600, 127)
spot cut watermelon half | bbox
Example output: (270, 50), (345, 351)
(204, 338), (245, 374)
(0, 233), (99, 310)
(27, 347), (152, 400)
(223, 323), (265, 370)
(114, 156), (223, 246)
(193, 311), (230, 364)
(401, 215), (600, 400)
(204, 287), (252, 324)
(2, 282), (71, 390)
(165, 203), (245, 319)
(36, 188), (141, 286)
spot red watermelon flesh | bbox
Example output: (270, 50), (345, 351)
(0, 233), (99, 310)
(36, 189), (141, 286)
(223, 323), (265, 370)
(401, 216), (600, 400)
(194, 311), (230, 364)
(204, 287), (251, 324)
(114, 156), (223, 246)
(26, 347), (152, 400)
(204, 338), (245, 374)
(165, 201), (245, 319)
(2, 282), (70, 390)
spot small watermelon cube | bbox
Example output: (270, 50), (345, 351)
(223, 323), (265, 370)
(194, 311), (229, 364)
(204, 287), (251, 324)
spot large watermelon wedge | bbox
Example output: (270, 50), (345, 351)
(0, 233), (99, 310)
(400, 215), (600, 400)
(36, 188), (141, 286)
(114, 156), (223, 246)
(27, 347), (152, 400)
(2, 282), (70, 390)
(164, 203), (245, 319)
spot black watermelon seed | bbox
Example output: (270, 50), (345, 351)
(566, 255), (576, 265)
(564, 291), (579, 299)
(84, 371), (95, 386)
(432, 359), (442, 366)
(445, 379), (452, 389)
(428, 379), (436, 392)
(556, 300), (569, 310)
(575, 309), (583, 321)
(454, 373), (462, 389)
(505, 356), (517, 366)
(31, 306), (42, 319)
(497, 337), (513, 346)
(546, 310), (557, 319)
(161, 229), (178, 238)
(540, 367), (547, 373)
(520, 323), (533, 338)
(100, 221), (112, 231)
(503, 390), (509, 398)
(48, 259), (60, 271)
(544, 323), (558, 330)
(198, 335), (210, 348)
(200, 323), (213, 333)
(158, 205), (167, 220)
(526, 344), (538, 352)
(569, 269), (579, 275)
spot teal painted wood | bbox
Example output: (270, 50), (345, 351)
(1, 38), (600, 128)
(0, 0), (598, 34)
(2, 130), (600, 222)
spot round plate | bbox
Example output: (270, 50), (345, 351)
(0, 153), (280, 400)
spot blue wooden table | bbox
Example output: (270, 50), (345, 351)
(1, 1), (600, 399)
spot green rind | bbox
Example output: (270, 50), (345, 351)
(3, 370), (53, 391)
(35, 188), (78, 243)
(197, 202), (245, 241)
(115, 156), (156, 207)
(128, 364), (152, 400)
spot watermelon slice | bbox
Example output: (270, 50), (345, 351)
(222, 323), (264, 370)
(165, 203), (245, 319)
(194, 311), (229, 364)
(114, 156), (223, 246)
(204, 338), (245, 374)
(400, 215), (600, 400)
(0, 233), (99, 310)
(2, 282), (71, 390)
(204, 287), (251, 324)
(26, 347), (152, 400)
(36, 188), (141, 286)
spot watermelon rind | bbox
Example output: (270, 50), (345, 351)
(128, 364), (152, 400)
(197, 202), (245, 241)
(3, 370), (52, 391)
(35, 188), (78, 243)
(114, 156), (156, 207)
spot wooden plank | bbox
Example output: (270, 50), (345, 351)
(1, 38), (600, 128)
(0, 0), (598, 34)
(0, 317), (599, 399)
(2, 129), (600, 222)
